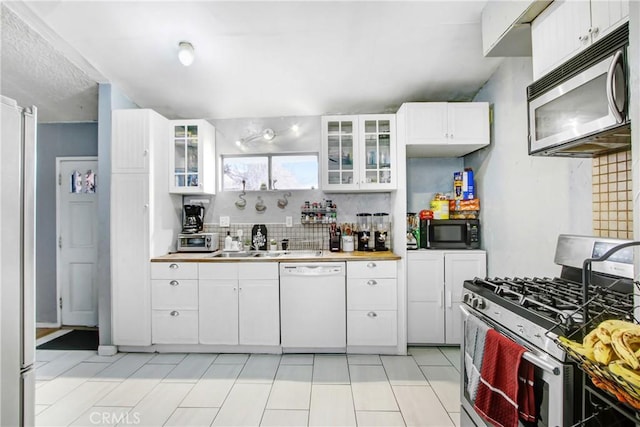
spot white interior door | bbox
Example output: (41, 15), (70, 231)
(57, 158), (98, 326)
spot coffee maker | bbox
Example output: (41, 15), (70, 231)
(182, 204), (204, 233)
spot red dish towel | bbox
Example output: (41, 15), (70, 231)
(473, 329), (537, 427)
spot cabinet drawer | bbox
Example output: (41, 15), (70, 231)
(347, 260), (396, 279)
(239, 262), (279, 280)
(152, 309), (198, 344)
(151, 280), (198, 309)
(150, 262), (198, 280)
(347, 278), (397, 310)
(347, 310), (397, 346)
(198, 262), (238, 280)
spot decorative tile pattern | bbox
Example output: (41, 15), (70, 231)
(592, 151), (633, 239)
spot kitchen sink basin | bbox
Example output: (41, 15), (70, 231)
(210, 250), (323, 259)
(211, 251), (256, 258)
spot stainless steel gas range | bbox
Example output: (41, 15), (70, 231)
(460, 235), (637, 427)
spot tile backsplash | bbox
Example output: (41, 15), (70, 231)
(205, 223), (392, 251)
(205, 223), (329, 250)
(592, 150), (633, 239)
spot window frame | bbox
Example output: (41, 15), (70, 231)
(221, 152), (319, 192)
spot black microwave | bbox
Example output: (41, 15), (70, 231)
(419, 219), (480, 249)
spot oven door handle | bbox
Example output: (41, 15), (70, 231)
(461, 305), (560, 376)
(522, 352), (560, 376)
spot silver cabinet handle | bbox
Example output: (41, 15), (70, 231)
(366, 262), (376, 269)
(588, 26), (599, 36)
(170, 311), (179, 317)
(143, 149), (149, 156)
(169, 280), (179, 286)
(169, 263), (179, 269)
(367, 279), (377, 286)
(367, 311), (378, 318)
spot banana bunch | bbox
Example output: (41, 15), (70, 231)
(559, 319), (640, 367)
(560, 319), (640, 401)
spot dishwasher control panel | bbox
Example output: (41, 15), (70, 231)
(280, 263), (345, 276)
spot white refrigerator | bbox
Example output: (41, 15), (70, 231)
(1, 95), (36, 426)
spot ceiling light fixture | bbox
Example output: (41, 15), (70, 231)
(178, 41), (195, 66)
(262, 128), (276, 141)
(236, 128), (277, 147)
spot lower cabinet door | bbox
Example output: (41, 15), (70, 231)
(199, 280), (239, 345)
(238, 280), (280, 346)
(152, 309), (198, 344)
(407, 301), (445, 344)
(347, 310), (397, 346)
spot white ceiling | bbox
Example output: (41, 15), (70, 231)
(1, 1), (503, 123)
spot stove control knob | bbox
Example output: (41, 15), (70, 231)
(471, 297), (485, 309)
(463, 293), (472, 304)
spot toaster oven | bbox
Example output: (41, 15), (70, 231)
(177, 232), (218, 252)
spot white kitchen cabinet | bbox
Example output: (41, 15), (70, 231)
(238, 280), (280, 345)
(111, 109), (154, 174)
(199, 279), (239, 345)
(198, 262), (279, 346)
(150, 266), (199, 344)
(481, 1), (552, 57)
(169, 120), (216, 194)
(399, 103), (490, 158)
(531, 0), (629, 80)
(111, 174), (151, 346)
(321, 114), (396, 192)
(111, 109), (181, 347)
(407, 250), (486, 345)
(346, 260), (398, 347)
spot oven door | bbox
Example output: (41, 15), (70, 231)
(460, 305), (575, 427)
(528, 48), (628, 156)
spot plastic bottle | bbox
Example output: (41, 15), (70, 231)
(224, 231), (232, 250)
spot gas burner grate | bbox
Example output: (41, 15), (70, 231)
(466, 275), (635, 335)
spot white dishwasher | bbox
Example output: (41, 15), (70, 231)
(279, 262), (346, 352)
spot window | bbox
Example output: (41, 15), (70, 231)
(222, 154), (318, 191)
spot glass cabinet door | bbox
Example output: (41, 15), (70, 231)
(325, 118), (357, 188)
(361, 117), (393, 187)
(173, 124), (199, 188)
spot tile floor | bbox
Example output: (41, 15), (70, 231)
(34, 347), (462, 427)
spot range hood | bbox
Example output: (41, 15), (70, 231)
(527, 24), (631, 158)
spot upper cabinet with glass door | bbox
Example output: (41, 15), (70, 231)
(359, 115), (395, 191)
(169, 120), (216, 194)
(322, 116), (359, 191)
(321, 114), (396, 192)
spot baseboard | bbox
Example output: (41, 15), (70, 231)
(98, 345), (118, 356)
(36, 322), (61, 328)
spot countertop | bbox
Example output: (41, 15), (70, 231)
(151, 250), (401, 263)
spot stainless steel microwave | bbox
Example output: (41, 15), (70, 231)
(419, 219), (480, 250)
(527, 23), (630, 157)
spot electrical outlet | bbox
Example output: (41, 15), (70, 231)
(219, 216), (230, 227)
(285, 216), (293, 227)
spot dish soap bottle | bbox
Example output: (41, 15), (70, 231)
(224, 231), (232, 251)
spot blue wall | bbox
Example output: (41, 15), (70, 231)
(36, 122), (98, 323)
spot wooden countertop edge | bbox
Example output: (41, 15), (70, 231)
(151, 251), (401, 262)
